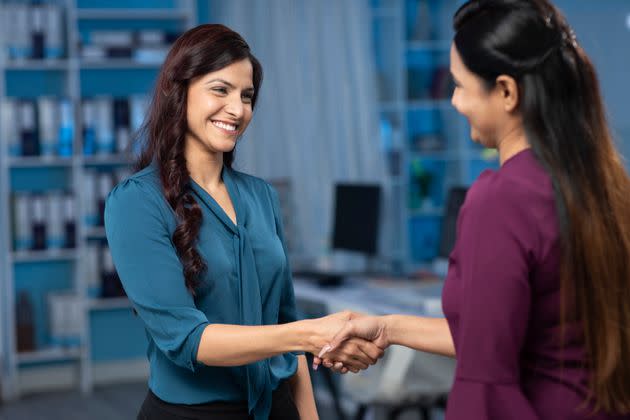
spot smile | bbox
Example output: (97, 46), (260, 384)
(212, 120), (238, 132)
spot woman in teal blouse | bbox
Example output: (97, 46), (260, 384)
(105, 24), (382, 420)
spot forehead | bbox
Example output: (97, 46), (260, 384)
(449, 43), (465, 74)
(200, 59), (254, 87)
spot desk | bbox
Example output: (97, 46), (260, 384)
(294, 276), (444, 317)
(293, 276), (455, 420)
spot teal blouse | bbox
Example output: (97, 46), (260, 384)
(104, 163), (300, 420)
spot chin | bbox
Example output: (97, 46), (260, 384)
(207, 138), (237, 153)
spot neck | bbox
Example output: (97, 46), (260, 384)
(185, 136), (224, 190)
(496, 123), (530, 166)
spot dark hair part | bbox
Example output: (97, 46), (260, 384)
(454, 0), (630, 414)
(134, 24), (263, 293)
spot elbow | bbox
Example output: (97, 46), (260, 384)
(156, 323), (210, 372)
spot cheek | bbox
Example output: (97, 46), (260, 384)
(452, 90), (474, 118)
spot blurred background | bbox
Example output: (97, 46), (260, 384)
(0, 0), (627, 419)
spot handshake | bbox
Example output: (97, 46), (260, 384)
(307, 311), (390, 374)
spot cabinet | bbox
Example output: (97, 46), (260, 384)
(0, 0), (196, 400)
(370, 0), (499, 268)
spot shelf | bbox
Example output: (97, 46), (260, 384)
(0, 1), (198, 400)
(17, 347), (81, 364)
(82, 154), (133, 166)
(8, 156), (74, 168)
(85, 226), (106, 239)
(410, 150), (462, 161)
(408, 207), (444, 217)
(88, 297), (132, 311)
(4, 59), (69, 71)
(407, 99), (453, 111)
(80, 59), (162, 69)
(76, 8), (189, 20)
(12, 249), (78, 264)
(379, 101), (404, 113)
(406, 40), (451, 52)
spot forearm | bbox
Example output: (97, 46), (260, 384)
(289, 355), (319, 420)
(196, 320), (318, 366)
(384, 315), (455, 357)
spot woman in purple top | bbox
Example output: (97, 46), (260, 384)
(317, 0), (630, 418)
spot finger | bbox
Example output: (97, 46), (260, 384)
(328, 350), (368, 371)
(341, 367), (349, 374)
(330, 362), (345, 373)
(323, 359), (333, 369)
(353, 338), (385, 363)
(312, 356), (322, 371)
(339, 339), (377, 366)
(341, 359), (368, 371)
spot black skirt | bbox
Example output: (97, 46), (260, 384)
(137, 380), (301, 420)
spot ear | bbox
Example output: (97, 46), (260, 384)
(495, 75), (519, 112)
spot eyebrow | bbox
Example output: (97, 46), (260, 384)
(205, 78), (255, 92)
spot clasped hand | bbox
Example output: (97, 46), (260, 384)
(308, 311), (389, 374)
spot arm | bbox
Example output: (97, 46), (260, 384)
(105, 179), (377, 370)
(195, 312), (353, 366)
(290, 355), (319, 420)
(319, 314), (454, 365)
(385, 315), (454, 357)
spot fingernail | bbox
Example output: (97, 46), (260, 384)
(317, 345), (331, 358)
(312, 363), (318, 371)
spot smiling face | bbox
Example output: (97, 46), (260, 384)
(185, 58), (255, 158)
(450, 43), (508, 148)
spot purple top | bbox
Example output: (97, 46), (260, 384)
(442, 149), (627, 419)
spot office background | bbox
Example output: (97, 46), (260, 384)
(0, 0), (628, 419)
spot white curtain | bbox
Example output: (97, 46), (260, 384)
(209, 0), (391, 265)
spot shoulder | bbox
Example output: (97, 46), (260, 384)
(460, 156), (554, 260)
(465, 154), (551, 221)
(105, 165), (170, 223)
(465, 169), (522, 215)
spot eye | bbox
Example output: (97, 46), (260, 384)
(211, 87), (228, 95)
(242, 93), (253, 104)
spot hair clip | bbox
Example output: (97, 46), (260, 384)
(562, 28), (578, 48)
(544, 14), (553, 28)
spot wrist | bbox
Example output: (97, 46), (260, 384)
(290, 319), (319, 354)
(381, 315), (396, 347)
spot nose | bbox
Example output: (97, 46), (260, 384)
(450, 91), (459, 113)
(224, 94), (244, 119)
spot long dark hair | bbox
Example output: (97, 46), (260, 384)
(135, 24), (263, 293)
(453, 0), (630, 414)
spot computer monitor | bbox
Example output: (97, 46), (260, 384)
(438, 186), (468, 258)
(331, 183), (382, 256)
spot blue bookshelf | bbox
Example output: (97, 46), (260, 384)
(0, 0), (198, 401)
(370, 0), (499, 268)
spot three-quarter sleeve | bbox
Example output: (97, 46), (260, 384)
(446, 177), (540, 420)
(267, 184), (300, 327)
(104, 178), (209, 372)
